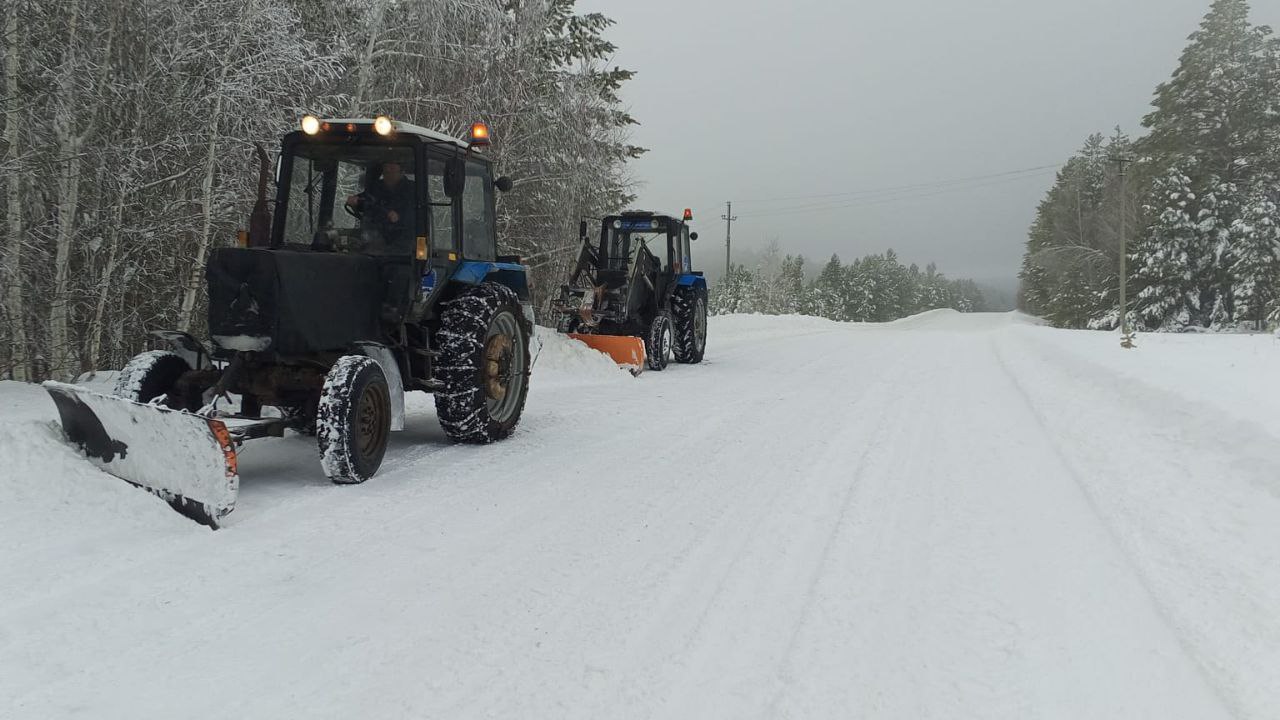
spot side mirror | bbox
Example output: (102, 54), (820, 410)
(690, 232), (699, 241)
(579, 220), (588, 240)
(443, 157), (466, 198)
(494, 176), (513, 193)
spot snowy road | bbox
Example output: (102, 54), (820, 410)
(3, 312), (1278, 719)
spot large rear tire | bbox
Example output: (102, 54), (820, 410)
(317, 356), (390, 484)
(672, 287), (707, 364)
(435, 282), (531, 443)
(114, 350), (198, 410)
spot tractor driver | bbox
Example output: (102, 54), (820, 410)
(346, 161), (416, 254)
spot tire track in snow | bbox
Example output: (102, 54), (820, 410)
(757, 352), (936, 719)
(988, 335), (1239, 717)
(635, 335), (925, 718)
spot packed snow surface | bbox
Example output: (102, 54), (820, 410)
(2, 312), (1278, 719)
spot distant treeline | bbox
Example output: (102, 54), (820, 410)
(711, 247), (985, 321)
(1020, 0), (1280, 332)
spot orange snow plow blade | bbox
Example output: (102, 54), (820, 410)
(568, 333), (646, 374)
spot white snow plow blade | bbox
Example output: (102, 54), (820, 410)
(43, 381), (239, 528)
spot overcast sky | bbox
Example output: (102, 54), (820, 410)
(576, 0), (1278, 288)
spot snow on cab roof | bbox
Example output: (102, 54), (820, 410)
(620, 210), (684, 220)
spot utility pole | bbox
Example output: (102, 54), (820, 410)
(1113, 155), (1136, 349)
(721, 201), (736, 279)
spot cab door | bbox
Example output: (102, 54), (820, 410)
(422, 151), (460, 300)
(459, 159), (497, 262)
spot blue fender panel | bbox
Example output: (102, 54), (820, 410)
(451, 261), (530, 302)
(676, 272), (707, 291)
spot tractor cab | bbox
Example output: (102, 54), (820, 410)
(208, 117), (523, 359)
(267, 117), (507, 293)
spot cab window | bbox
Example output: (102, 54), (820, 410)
(425, 158), (456, 253)
(461, 160), (495, 261)
(280, 144), (418, 256)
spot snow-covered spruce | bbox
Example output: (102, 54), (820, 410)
(434, 283), (531, 443)
(672, 287), (707, 364)
(646, 311), (673, 371)
(113, 350), (193, 409)
(316, 356), (390, 484)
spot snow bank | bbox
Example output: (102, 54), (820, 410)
(0, 382), (198, 606)
(532, 326), (633, 383)
(1012, 324), (1280, 440)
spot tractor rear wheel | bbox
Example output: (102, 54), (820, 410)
(435, 282), (531, 443)
(114, 350), (199, 410)
(646, 311), (674, 371)
(317, 356), (391, 484)
(672, 287), (707, 364)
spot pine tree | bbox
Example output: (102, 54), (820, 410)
(710, 264), (758, 315)
(1139, 0), (1278, 185)
(809, 254), (846, 321)
(776, 255), (806, 315)
(1230, 189), (1280, 328)
(1197, 176), (1243, 326)
(1019, 133), (1129, 327)
(1132, 167), (1203, 329)
(1130, 0), (1280, 331)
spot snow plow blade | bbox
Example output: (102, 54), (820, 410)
(568, 333), (646, 374)
(42, 382), (239, 528)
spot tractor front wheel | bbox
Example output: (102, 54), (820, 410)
(317, 356), (391, 484)
(114, 350), (200, 410)
(435, 282), (531, 443)
(647, 311), (674, 371)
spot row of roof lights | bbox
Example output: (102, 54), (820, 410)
(300, 115), (491, 146)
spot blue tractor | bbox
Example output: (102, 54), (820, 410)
(44, 117), (533, 527)
(553, 210), (708, 372)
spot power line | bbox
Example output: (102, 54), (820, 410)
(732, 163), (1063, 208)
(734, 167), (1059, 219)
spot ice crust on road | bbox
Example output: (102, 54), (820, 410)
(2, 312), (1277, 719)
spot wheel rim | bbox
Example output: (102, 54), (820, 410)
(484, 311), (526, 422)
(694, 299), (707, 351)
(356, 382), (388, 460)
(661, 319), (673, 362)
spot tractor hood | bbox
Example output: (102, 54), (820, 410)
(206, 248), (382, 355)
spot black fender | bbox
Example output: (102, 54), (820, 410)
(150, 330), (213, 370)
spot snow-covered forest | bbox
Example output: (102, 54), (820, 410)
(711, 246), (986, 320)
(1020, 0), (1280, 332)
(0, 0), (642, 381)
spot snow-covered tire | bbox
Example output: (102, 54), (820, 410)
(114, 350), (196, 409)
(317, 356), (390, 484)
(434, 282), (531, 443)
(672, 287), (707, 364)
(646, 311), (674, 371)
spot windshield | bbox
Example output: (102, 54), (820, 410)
(602, 228), (669, 272)
(281, 144), (417, 256)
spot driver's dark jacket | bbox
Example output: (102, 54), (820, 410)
(359, 179), (417, 253)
